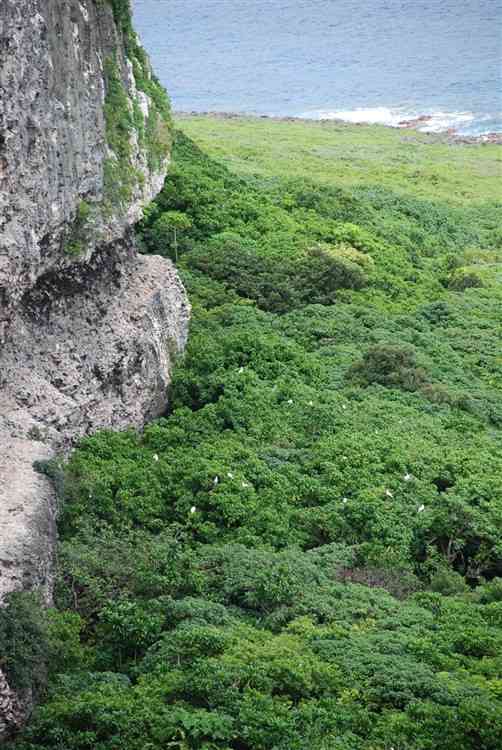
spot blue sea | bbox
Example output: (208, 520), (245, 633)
(133, 0), (502, 136)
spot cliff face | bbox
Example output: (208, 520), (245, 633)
(0, 0), (189, 734)
(0, 0), (171, 321)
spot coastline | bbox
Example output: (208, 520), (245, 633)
(175, 110), (502, 146)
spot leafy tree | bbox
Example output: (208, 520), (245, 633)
(150, 210), (192, 261)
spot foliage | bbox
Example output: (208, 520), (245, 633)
(102, 56), (138, 208)
(0, 592), (48, 694)
(101, 1), (172, 210)
(177, 114), (502, 205)
(150, 210), (193, 261)
(10, 119), (502, 749)
(106, 0), (134, 39)
(348, 344), (429, 391)
(64, 200), (94, 256)
(447, 270), (485, 291)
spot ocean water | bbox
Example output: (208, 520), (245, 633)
(133, 0), (502, 135)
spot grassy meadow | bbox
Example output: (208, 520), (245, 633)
(177, 114), (502, 204)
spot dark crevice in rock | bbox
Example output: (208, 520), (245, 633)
(20, 238), (131, 319)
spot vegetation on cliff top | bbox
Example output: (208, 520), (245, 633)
(177, 114), (501, 205)
(102, 0), (172, 209)
(10, 119), (502, 749)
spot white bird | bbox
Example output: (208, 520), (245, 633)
(287, 399), (293, 405)
(227, 472), (234, 479)
(385, 489), (394, 498)
(342, 497), (348, 504)
(418, 504), (425, 513)
(153, 454), (159, 462)
(238, 367), (244, 374)
(404, 473), (412, 481)
(308, 400), (314, 406)
(213, 476), (219, 485)
(342, 404), (347, 410)
(242, 481), (250, 488)
(190, 506), (197, 514)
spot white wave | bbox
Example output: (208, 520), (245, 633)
(422, 111), (474, 132)
(300, 106), (408, 126)
(299, 106), (501, 135)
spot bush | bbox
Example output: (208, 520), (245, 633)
(429, 569), (470, 596)
(348, 343), (428, 390)
(336, 566), (422, 599)
(447, 271), (484, 291)
(0, 591), (48, 693)
(476, 578), (502, 604)
(298, 243), (368, 298)
(184, 238), (366, 313)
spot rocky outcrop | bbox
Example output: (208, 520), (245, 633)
(0, 0), (172, 325)
(0, 670), (24, 739)
(0, 245), (189, 598)
(0, 0), (190, 735)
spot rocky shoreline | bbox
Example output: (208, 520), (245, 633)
(175, 110), (502, 145)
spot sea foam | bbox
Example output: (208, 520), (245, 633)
(299, 107), (500, 135)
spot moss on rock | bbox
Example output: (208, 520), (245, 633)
(101, 1), (172, 212)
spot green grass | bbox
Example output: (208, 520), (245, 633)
(176, 115), (502, 205)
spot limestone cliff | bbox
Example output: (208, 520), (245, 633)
(0, 0), (190, 734)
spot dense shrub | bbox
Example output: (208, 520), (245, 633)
(0, 592), (48, 694)
(447, 270), (484, 291)
(348, 343), (429, 390)
(10, 127), (502, 750)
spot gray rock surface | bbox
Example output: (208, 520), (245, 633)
(0, 668), (24, 740)
(0, 0), (190, 736)
(0, 0), (169, 326)
(0, 246), (189, 602)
